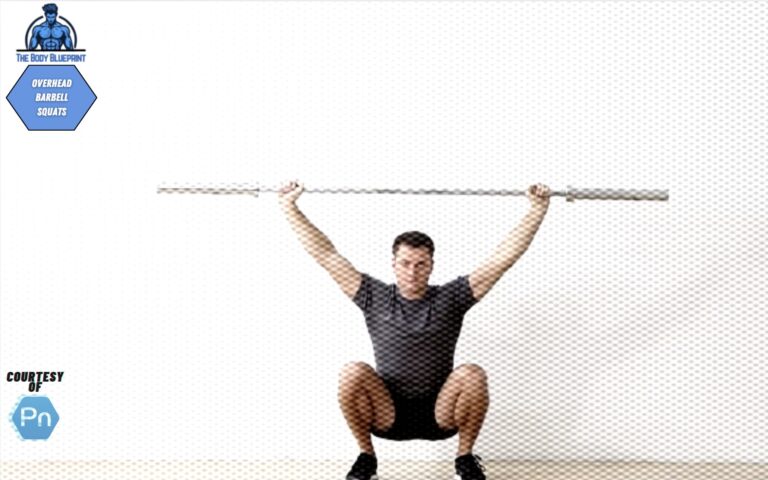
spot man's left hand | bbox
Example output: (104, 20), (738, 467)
(527, 184), (551, 211)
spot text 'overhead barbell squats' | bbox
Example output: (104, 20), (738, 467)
(156, 183), (669, 202)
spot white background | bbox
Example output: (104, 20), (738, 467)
(1, 0), (766, 463)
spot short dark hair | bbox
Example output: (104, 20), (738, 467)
(392, 231), (434, 258)
(42, 3), (58, 14)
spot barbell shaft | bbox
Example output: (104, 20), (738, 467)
(156, 183), (668, 202)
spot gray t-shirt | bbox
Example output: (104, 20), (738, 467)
(353, 273), (478, 398)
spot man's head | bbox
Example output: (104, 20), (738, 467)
(392, 231), (434, 299)
(42, 4), (58, 23)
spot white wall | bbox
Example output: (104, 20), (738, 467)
(1, 0), (766, 463)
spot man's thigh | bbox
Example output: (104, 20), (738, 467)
(354, 363), (396, 431)
(434, 364), (488, 429)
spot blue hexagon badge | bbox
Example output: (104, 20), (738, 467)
(6, 65), (96, 131)
(10, 396), (60, 440)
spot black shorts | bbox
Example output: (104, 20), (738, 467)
(370, 381), (458, 441)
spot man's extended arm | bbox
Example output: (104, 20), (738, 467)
(279, 181), (362, 298)
(469, 184), (550, 301)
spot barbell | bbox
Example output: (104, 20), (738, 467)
(156, 183), (668, 202)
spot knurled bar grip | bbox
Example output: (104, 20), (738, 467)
(156, 183), (668, 202)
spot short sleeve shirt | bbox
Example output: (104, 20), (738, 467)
(353, 273), (477, 398)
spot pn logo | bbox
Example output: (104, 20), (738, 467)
(10, 396), (60, 440)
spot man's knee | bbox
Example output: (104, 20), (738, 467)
(456, 363), (488, 383)
(338, 362), (375, 388)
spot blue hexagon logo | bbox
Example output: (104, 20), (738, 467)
(10, 396), (60, 440)
(6, 65), (96, 131)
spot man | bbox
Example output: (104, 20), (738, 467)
(29, 4), (73, 51)
(279, 181), (550, 480)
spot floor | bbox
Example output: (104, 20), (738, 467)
(1, 459), (767, 480)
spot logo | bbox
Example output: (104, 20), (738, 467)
(7, 3), (95, 131)
(23, 3), (84, 52)
(10, 396), (60, 440)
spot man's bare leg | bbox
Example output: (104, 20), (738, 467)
(338, 362), (396, 454)
(434, 363), (490, 456)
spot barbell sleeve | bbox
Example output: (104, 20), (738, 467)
(564, 187), (669, 202)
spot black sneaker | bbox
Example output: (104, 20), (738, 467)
(346, 452), (378, 480)
(455, 453), (486, 480)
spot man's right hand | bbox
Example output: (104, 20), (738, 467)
(278, 180), (304, 208)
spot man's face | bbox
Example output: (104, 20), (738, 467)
(45, 12), (57, 23)
(392, 244), (433, 299)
